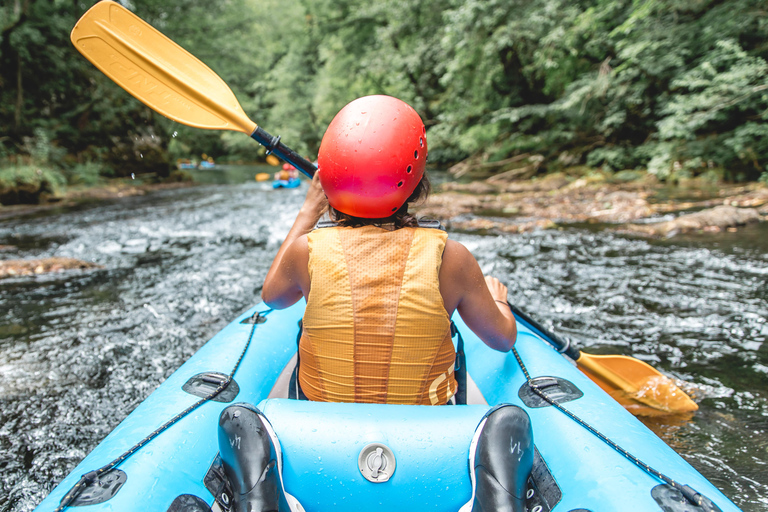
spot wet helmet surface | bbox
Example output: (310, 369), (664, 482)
(317, 95), (427, 218)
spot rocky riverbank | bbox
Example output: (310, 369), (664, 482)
(0, 180), (194, 221)
(418, 173), (767, 236)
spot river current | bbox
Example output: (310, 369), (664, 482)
(1, 168), (766, 511)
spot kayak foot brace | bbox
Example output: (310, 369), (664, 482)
(217, 404), (279, 512)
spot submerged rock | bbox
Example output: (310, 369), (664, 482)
(0, 257), (102, 279)
(621, 205), (763, 237)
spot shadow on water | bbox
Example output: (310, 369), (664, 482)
(1, 171), (766, 511)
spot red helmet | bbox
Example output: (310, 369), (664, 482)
(318, 95), (427, 218)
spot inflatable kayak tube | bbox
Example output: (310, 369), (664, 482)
(33, 301), (742, 512)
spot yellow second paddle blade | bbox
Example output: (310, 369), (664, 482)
(71, 1), (256, 134)
(577, 352), (699, 414)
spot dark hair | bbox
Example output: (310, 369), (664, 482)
(330, 174), (432, 229)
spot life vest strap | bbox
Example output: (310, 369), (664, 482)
(314, 219), (445, 231)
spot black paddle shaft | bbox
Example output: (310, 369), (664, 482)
(251, 127), (317, 179)
(508, 303), (581, 361)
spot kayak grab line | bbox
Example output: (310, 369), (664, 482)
(54, 309), (271, 512)
(511, 347), (720, 511)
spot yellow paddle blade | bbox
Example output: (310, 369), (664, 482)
(71, 1), (256, 134)
(576, 352), (699, 414)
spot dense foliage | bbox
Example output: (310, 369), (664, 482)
(1, 0), (766, 202)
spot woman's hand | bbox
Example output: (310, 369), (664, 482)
(298, 171), (328, 224)
(484, 276), (509, 304)
(263, 171), (325, 309)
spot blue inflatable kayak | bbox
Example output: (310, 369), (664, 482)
(33, 301), (742, 512)
(273, 178), (301, 189)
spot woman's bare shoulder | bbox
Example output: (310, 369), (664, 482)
(443, 239), (476, 268)
(441, 239), (482, 288)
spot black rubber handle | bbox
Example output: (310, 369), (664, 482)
(250, 126), (317, 178)
(507, 303), (582, 361)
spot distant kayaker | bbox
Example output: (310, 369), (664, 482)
(275, 163), (299, 182)
(262, 95), (518, 405)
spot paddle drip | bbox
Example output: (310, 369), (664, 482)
(510, 346), (720, 511)
(54, 309), (271, 512)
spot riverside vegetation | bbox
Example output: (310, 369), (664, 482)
(1, 0), (766, 243)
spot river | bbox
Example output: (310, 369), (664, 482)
(1, 166), (766, 511)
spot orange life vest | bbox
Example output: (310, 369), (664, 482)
(298, 225), (457, 405)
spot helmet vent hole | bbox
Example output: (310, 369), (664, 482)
(419, 137), (424, 147)
(414, 150), (419, 159)
(392, 207), (398, 212)
(406, 165), (412, 174)
(397, 180), (404, 188)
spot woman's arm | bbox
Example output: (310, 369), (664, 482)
(261, 172), (327, 309)
(440, 240), (517, 352)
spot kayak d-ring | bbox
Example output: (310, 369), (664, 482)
(182, 372), (240, 402)
(518, 377), (583, 408)
(241, 309), (272, 325)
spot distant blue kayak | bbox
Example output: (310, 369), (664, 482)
(34, 301), (742, 512)
(272, 178), (301, 189)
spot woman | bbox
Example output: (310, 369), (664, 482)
(261, 95), (517, 405)
(218, 95), (532, 512)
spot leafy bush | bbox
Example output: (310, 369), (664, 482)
(586, 147), (634, 172)
(66, 161), (103, 186)
(0, 165), (67, 205)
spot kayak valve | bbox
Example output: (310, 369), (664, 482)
(358, 443), (396, 483)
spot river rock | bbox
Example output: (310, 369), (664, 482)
(0, 257), (102, 278)
(440, 181), (500, 194)
(449, 218), (556, 233)
(622, 205), (763, 237)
